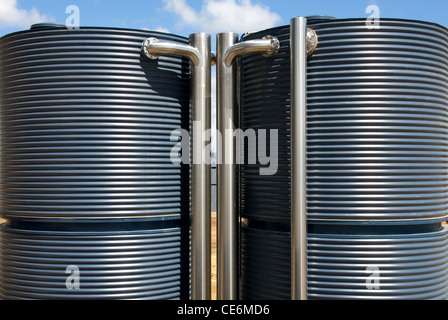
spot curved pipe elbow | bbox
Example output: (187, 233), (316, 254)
(142, 37), (201, 67)
(224, 35), (279, 67)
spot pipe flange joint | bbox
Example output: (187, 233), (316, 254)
(261, 35), (280, 58)
(141, 37), (160, 60)
(306, 28), (318, 56)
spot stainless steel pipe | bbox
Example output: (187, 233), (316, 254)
(216, 32), (239, 300)
(224, 36), (280, 67)
(190, 33), (212, 300)
(290, 16), (308, 300)
(141, 33), (212, 300)
(142, 37), (201, 66)
(216, 32), (280, 300)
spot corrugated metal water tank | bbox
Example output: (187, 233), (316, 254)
(239, 18), (448, 299)
(0, 23), (190, 221)
(0, 222), (189, 299)
(241, 223), (448, 300)
(240, 17), (448, 225)
(0, 24), (191, 299)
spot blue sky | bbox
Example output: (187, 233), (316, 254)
(1, 0), (448, 39)
(1, 0), (447, 157)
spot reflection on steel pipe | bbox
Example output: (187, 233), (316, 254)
(290, 16), (308, 301)
(190, 33), (212, 300)
(217, 32), (281, 300)
(216, 32), (239, 300)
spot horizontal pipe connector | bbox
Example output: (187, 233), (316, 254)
(142, 37), (201, 67)
(224, 35), (280, 67)
(211, 51), (217, 66)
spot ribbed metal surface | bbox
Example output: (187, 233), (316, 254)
(0, 25), (190, 221)
(239, 18), (448, 224)
(307, 18), (448, 223)
(307, 225), (448, 299)
(239, 18), (448, 300)
(240, 222), (291, 300)
(239, 25), (291, 224)
(240, 223), (448, 300)
(0, 222), (189, 299)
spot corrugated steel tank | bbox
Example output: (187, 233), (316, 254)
(0, 24), (190, 299)
(241, 223), (448, 299)
(0, 222), (188, 299)
(239, 18), (448, 299)
(0, 23), (190, 221)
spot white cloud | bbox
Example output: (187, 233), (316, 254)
(155, 26), (171, 33)
(0, 0), (53, 28)
(161, 1), (281, 161)
(163, 0), (282, 34)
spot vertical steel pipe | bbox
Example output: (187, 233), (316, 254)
(216, 31), (280, 300)
(216, 32), (239, 300)
(190, 33), (212, 300)
(142, 32), (212, 300)
(290, 17), (308, 300)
